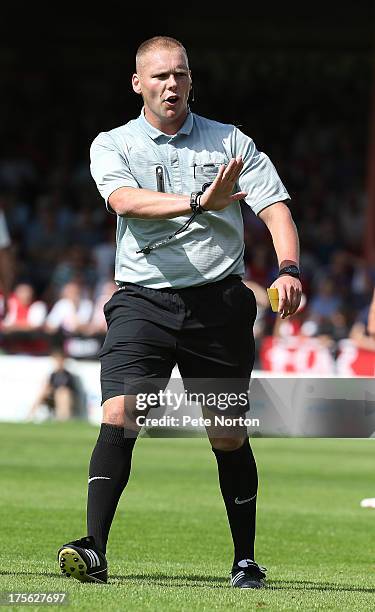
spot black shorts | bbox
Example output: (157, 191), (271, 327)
(99, 275), (257, 414)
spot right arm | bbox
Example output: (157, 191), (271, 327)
(108, 158), (247, 218)
(91, 131), (246, 218)
(109, 187), (192, 218)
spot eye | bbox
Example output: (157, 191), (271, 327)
(152, 72), (188, 80)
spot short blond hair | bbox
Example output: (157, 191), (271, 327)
(135, 36), (188, 72)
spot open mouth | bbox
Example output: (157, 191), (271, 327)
(164, 95), (179, 106)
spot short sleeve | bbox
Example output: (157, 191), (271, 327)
(231, 128), (291, 215)
(90, 132), (139, 212)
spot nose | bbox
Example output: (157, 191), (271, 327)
(166, 74), (178, 90)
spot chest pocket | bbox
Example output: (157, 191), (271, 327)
(128, 151), (168, 192)
(191, 159), (227, 191)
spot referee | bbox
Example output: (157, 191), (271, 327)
(58, 36), (302, 588)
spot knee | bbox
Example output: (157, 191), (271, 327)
(54, 386), (70, 398)
(210, 436), (247, 452)
(102, 396), (125, 427)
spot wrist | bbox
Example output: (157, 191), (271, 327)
(278, 264), (300, 279)
(190, 191), (206, 214)
(199, 192), (209, 211)
(198, 181), (213, 211)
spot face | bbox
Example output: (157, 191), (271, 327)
(62, 282), (80, 302)
(15, 284), (33, 305)
(132, 47), (192, 135)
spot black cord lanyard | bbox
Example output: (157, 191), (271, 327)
(136, 210), (200, 255)
(136, 182), (211, 256)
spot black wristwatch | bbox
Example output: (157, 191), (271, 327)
(278, 265), (300, 279)
(190, 191), (205, 214)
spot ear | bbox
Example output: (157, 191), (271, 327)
(132, 73), (142, 95)
(189, 71), (194, 102)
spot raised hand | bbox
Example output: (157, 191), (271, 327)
(200, 157), (247, 212)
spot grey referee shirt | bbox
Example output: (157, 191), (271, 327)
(90, 109), (290, 289)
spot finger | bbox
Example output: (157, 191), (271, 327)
(278, 285), (288, 316)
(290, 288), (302, 315)
(233, 156), (244, 175)
(286, 285), (296, 316)
(281, 306), (291, 319)
(226, 158), (243, 182)
(281, 289), (292, 318)
(222, 159), (236, 181)
(284, 289), (294, 317)
(211, 164), (226, 187)
(289, 285), (302, 315)
(230, 191), (248, 201)
(223, 158), (243, 182)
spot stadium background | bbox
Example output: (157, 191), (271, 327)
(1, 9), (374, 378)
(1, 9), (375, 611)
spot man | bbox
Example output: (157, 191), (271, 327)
(27, 348), (78, 422)
(57, 36), (302, 588)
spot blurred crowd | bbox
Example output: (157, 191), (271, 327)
(0, 50), (374, 362)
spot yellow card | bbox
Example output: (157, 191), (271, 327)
(267, 287), (279, 312)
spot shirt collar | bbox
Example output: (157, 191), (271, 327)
(138, 107), (194, 140)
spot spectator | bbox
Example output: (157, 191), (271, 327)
(1, 283), (47, 330)
(308, 278), (342, 321)
(27, 348), (79, 421)
(45, 281), (93, 335)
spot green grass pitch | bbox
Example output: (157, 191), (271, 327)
(1, 422), (375, 611)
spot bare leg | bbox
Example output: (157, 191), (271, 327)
(54, 387), (74, 421)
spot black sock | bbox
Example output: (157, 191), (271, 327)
(212, 438), (258, 567)
(86, 423), (137, 554)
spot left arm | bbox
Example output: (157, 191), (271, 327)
(258, 201), (302, 318)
